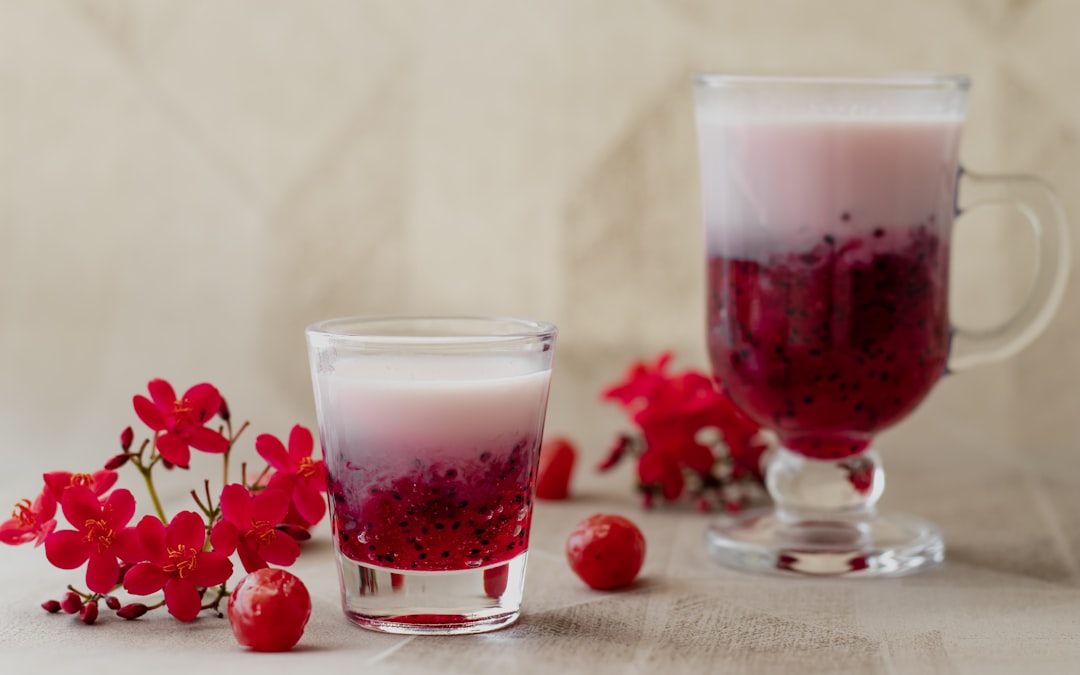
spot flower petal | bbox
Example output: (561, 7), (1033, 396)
(258, 531), (300, 566)
(164, 578), (202, 622)
(113, 526), (144, 564)
(59, 486), (103, 529)
(288, 425), (315, 465)
(147, 379), (178, 413)
(104, 489), (136, 528)
(42, 472), (73, 502)
(156, 433), (191, 468)
(293, 483), (326, 526)
(251, 489), (290, 527)
(45, 529), (93, 569)
(86, 552), (120, 594)
(124, 562), (169, 595)
(0, 518), (34, 545)
(188, 426), (229, 455)
(136, 515), (167, 563)
(134, 395), (167, 430)
(255, 433), (291, 472)
(167, 511), (207, 551)
(90, 470), (119, 495)
(219, 484), (252, 528)
(183, 383), (221, 425)
(188, 551), (233, 588)
(237, 542), (267, 574)
(210, 521), (239, 556)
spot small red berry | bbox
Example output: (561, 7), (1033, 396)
(60, 592), (83, 614)
(41, 600), (62, 613)
(79, 601), (98, 625)
(566, 514), (646, 590)
(117, 603), (149, 620)
(228, 569), (311, 652)
(536, 437), (576, 500)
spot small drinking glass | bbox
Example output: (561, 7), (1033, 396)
(306, 316), (557, 633)
(694, 74), (1069, 576)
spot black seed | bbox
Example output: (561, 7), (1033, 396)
(434, 523), (444, 530)
(391, 492), (402, 501)
(824, 234), (835, 245)
(480, 540), (489, 546)
(840, 211), (851, 222)
(446, 469), (458, 479)
(452, 521), (461, 530)
(441, 551), (450, 558)
(855, 403), (865, 412)
(470, 549), (481, 556)
(459, 500), (469, 508)
(507, 542), (516, 550)
(803, 396), (814, 404)
(398, 521), (408, 528)
(479, 452), (491, 462)
(474, 528), (486, 535)
(419, 553), (427, 560)
(873, 228), (885, 238)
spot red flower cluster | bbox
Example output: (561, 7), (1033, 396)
(1, 379), (327, 625)
(600, 352), (768, 511)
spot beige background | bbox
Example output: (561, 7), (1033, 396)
(1, 1), (1079, 672)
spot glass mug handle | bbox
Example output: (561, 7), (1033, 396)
(949, 169), (1071, 372)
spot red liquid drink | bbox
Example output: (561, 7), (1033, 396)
(707, 226), (950, 459)
(698, 116), (961, 459)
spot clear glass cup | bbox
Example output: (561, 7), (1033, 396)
(693, 74), (1069, 576)
(306, 316), (557, 633)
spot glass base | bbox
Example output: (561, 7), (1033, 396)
(704, 508), (944, 577)
(336, 552), (527, 635)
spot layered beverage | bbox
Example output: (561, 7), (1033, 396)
(698, 111), (962, 459)
(307, 317), (556, 634)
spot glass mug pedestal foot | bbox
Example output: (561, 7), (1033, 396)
(704, 447), (943, 576)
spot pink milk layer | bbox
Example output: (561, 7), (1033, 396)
(318, 354), (551, 571)
(698, 115), (961, 459)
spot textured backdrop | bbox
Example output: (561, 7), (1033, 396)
(1, 0), (1078, 516)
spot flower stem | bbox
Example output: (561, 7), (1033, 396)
(141, 466), (167, 523)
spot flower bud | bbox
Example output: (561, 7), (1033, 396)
(117, 603), (149, 620)
(162, 459), (175, 471)
(79, 601), (98, 625)
(105, 595), (121, 610)
(41, 600), (62, 613)
(120, 426), (134, 451)
(218, 397), (231, 422)
(104, 453), (130, 470)
(60, 592), (83, 614)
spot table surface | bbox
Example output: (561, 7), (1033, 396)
(2, 435), (1079, 675)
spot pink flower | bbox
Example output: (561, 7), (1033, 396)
(0, 490), (57, 546)
(44, 487), (141, 593)
(255, 426), (327, 526)
(133, 379), (229, 468)
(124, 512), (233, 622)
(43, 469), (118, 506)
(211, 485), (299, 573)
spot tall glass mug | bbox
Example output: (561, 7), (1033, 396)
(306, 316), (556, 633)
(693, 75), (1069, 576)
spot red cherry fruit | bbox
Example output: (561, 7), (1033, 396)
(566, 514), (646, 590)
(227, 568), (312, 652)
(536, 437), (576, 500)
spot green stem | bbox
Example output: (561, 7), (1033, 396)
(139, 431), (167, 522)
(141, 466), (167, 523)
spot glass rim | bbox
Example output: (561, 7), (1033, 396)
(305, 314), (558, 347)
(693, 73), (971, 92)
